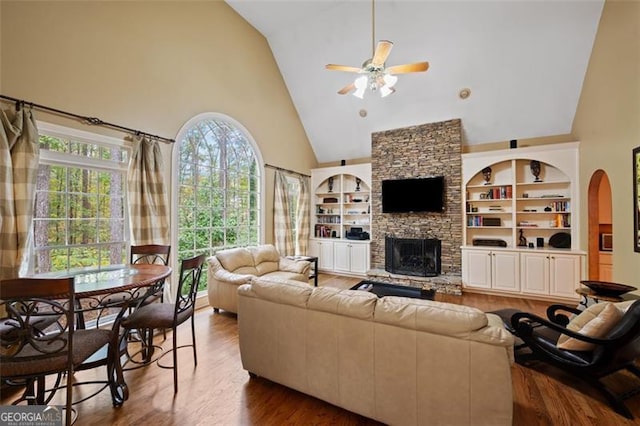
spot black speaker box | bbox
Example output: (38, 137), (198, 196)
(473, 239), (507, 247)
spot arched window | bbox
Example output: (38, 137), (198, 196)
(173, 113), (263, 290)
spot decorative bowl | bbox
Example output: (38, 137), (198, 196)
(580, 280), (637, 297)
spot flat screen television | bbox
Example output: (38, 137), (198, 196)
(382, 176), (445, 213)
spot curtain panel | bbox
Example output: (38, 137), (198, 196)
(127, 135), (170, 245)
(0, 106), (40, 280)
(296, 176), (310, 255)
(273, 170), (294, 256)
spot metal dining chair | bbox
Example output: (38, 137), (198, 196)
(120, 254), (205, 393)
(0, 277), (123, 425)
(130, 244), (171, 303)
(121, 244), (171, 365)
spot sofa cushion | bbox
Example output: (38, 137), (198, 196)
(375, 297), (489, 337)
(263, 270), (307, 282)
(308, 287), (377, 320)
(249, 245), (280, 275)
(279, 257), (310, 275)
(216, 248), (257, 275)
(251, 277), (312, 308)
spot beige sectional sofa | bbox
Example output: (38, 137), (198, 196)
(207, 244), (310, 314)
(238, 277), (515, 426)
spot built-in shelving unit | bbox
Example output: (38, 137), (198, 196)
(309, 163), (371, 276)
(461, 142), (585, 300)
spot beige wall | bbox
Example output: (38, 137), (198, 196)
(0, 0), (317, 245)
(573, 0), (640, 286)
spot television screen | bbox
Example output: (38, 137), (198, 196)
(382, 176), (445, 213)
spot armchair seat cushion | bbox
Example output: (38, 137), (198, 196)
(557, 302), (623, 351)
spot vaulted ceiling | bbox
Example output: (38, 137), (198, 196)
(226, 1), (604, 163)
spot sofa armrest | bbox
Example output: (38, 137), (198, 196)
(279, 257), (311, 276)
(208, 255), (254, 285)
(212, 269), (254, 285)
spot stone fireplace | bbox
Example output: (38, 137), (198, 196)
(385, 236), (441, 277)
(367, 119), (463, 295)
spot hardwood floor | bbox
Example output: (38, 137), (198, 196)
(2, 274), (639, 425)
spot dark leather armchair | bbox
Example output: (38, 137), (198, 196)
(510, 300), (640, 419)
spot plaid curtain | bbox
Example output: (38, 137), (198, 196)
(0, 106), (40, 280)
(127, 135), (169, 245)
(273, 170), (294, 256)
(295, 176), (310, 255)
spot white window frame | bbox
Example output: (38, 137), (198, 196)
(171, 113), (265, 292)
(28, 121), (131, 275)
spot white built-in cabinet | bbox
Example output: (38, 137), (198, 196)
(520, 251), (583, 299)
(461, 143), (585, 300)
(309, 164), (371, 276)
(333, 241), (370, 275)
(309, 239), (335, 271)
(462, 249), (520, 292)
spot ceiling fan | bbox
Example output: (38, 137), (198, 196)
(325, 0), (429, 98)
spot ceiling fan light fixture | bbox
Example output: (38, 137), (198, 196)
(353, 75), (368, 99)
(383, 73), (398, 88)
(380, 85), (394, 98)
(325, 0), (429, 98)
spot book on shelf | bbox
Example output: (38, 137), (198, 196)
(518, 221), (538, 227)
(314, 224), (334, 238)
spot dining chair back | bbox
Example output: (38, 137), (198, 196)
(120, 253), (205, 393)
(0, 277), (118, 425)
(128, 244), (171, 349)
(130, 244), (171, 266)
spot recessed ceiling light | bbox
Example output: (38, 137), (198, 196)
(359, 109), (368, 118)
(459, 88), (471, 99)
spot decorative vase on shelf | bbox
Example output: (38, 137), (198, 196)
(328, 176), (334, 192)
(482, 166), (492, 185)
(530, 160), (542, 182)
(355, 178), (361, 192)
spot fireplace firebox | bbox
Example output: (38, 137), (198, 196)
(385, 236), (441, 277)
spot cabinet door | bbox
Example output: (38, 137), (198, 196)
(310, 240), (334, 271)
(492, 251), (520, 292)
(549, 254), (581, 298)
(308, 240), (320, 259)
(319, 241), (335, 270)
(349, 243), (369, 274)
(462, 249), (492, 289)
(520, 253), (550, 295)
(333, 242), (350, 273)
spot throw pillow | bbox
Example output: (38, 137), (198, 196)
(556, 302), (623, 351)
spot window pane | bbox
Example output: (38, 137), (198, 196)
(31, 130), (128, 274)
(177, 117), (261, 269)
(69, 246), (99, 269)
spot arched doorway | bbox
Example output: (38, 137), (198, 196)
(587, 170), (613, 280)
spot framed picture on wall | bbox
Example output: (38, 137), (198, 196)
(634, 146), (640, 252)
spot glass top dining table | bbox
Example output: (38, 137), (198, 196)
(30, 263), (173, 406)
(35, 263), (172, 298)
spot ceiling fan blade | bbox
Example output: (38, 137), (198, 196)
(386, 62), (430, 74)
(371, 40), (393, 67)
(337, 82), (356, 95)
(326, 64), (362, 73)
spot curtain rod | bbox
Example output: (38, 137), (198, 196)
(265, 163), (310, 178)
(0, 94), (175, 144)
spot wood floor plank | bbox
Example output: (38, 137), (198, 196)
(2, 274), (638, 425)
